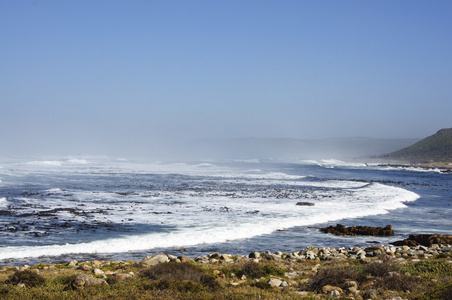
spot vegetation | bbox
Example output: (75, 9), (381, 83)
(0, 256), (451, 299)
(380, 128), (452, 163)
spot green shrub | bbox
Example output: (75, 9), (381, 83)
(307, 267), (360, 292)
(144, 278), (205, 293)
(140, 262), (205, 281)
(5, 270), (46, 287)
(375, 273), (418, 292)
(363, 261), (400, 277)
(237, 262), (285, 279)
(404, 260), (452, 276)
(439, 285), (452, 300)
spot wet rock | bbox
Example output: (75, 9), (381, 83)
(320, 224), (394, 236)
(391, 234), (452, 247)
(296, 202), (315, 206)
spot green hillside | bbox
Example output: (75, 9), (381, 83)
(380, 128), (452, 163)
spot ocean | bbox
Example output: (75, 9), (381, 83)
(0, 157), (450, 266)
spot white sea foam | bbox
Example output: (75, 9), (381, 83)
(0, 173), (420, 260)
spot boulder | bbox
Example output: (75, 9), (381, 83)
(178, 255), (194, 263)
(140, 254), (169, 266)
(71, 274), (108, 290)
(267, 278), (283, 287)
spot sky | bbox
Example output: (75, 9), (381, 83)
(1, 1), (451, 158)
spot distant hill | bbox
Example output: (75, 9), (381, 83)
(379, 128), (452, 163)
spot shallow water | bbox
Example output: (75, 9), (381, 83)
(0, 157), (450, 266)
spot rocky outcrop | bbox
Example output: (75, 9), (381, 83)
(391, 234), (452, 247)
(320, 224), (394, 236)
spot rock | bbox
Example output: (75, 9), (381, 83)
(267, 278), (283, 287)
(178, 255), (194, 263)
(262, 253), (281, 261)
(92, 260), (102, 268)
(140, 254), (169, 266)
(209, 252), (221, 259)
(365, 246), (385, 257)
(71, 274), (108, 289)
(280, 280), (288, 287)
(220, 254), (230, 260)
(285, 271), (298, 279)
(305, 251), (316, 260)
(391, 234), (452, 247)
(167, 254), (178, 261)
(322, 285), (343, 294)
(328, 290), (341, 297)
(361, 280), (375, 289)
(346, 286), (359, 297)
(363, 288), (379, 299)
(93, 268), (104, 276)
(320, 224), (394, 236)
(67, 260), (78, 267)
(296, 202), (315, 206)
(249, 251), (260, 259)
(110, 273), (133, 281)
(78, 264), (92, 271)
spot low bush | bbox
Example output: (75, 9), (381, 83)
(439, 284), (452, 300)
(140, 262), (220, 292)
(375, 273), (418, 292)
(140, 262), (205, 281)
(404, 260), (452, 276)
(237, 262), (285, 279)
(5, 270), (46, 287)
(307, 267), (360, 292)
(363, 261), (400, 277)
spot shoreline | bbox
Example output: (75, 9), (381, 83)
(1, 242), (451, 299)
(362, 158), (452, 172)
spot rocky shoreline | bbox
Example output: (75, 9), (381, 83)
(367, 160), (452, 173)
(1, 240), (452, 299)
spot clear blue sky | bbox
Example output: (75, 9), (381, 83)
(1, 1), (451, 157)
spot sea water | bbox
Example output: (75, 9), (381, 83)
(0, 157), (450, 266)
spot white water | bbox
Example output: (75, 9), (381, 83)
(0, 158), (420, 260)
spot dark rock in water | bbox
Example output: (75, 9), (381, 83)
(320, 224), (394, 236)
(296, 202), (315, 206)
(391, 234), (452, 247)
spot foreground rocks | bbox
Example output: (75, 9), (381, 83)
(320, 224), (394, 236)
